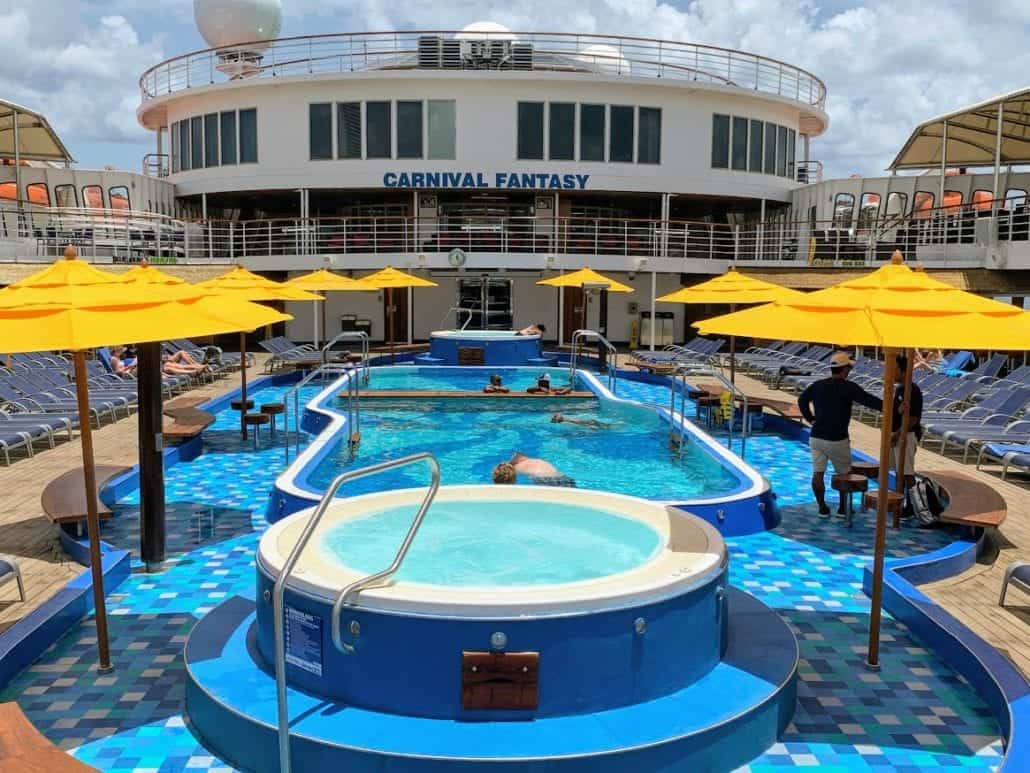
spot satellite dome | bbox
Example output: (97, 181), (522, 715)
(454, 21), (518, 41)
(194, 0), (283, 51)
(577, 43), (631, 75)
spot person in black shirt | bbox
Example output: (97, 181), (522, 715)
(797, 352), (883, 516)
(891, 355), (923, 491)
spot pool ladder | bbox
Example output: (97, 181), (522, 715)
(437, 306), (475, 331)
(320, 330), (370, 380)
(283, 363), (361, 464)
(569, 329), (618, 394)
(669, 364), (749, 458)
(272, 452), (441, 773)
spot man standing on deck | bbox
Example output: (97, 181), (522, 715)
(891, 355), (923, 493)
(797, 352), (883, 517)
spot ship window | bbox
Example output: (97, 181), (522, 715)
(1006, 188), (1027, 209)
(109, 186), (130, 211)
(190, 116), (203, 170)
(397, 101), (424, 159)
(179, 119), (191, 171)
(913, 191), (935, 219)
(517, 102), (544, 160)
(170, 122), (180, 173)
(942, 190), (962, 214)
(763, 121), (776, 174)
(776, 125), (788, 177)
(580, 104), (605, 162)
(427, 100), (455, 160)
(309, 103), (333, 160)
(711, 114), (730, 169)
(549, 103), (575, 161)
(832, 193), (854, 229)
(337, 103), (362, 159)
(204, 113), (219, 167)
(748, 119), (763, 173)
(787, 129), (796, 180)
(972, 189), (994, 211)
(638, 107), (661, 164)
(239, 108), (258, 163)
(731, 116), (748, 171)
(0, 182), (15, 200)
(26, 183), (49, 207)
(857, 192), (881, 231)
(82, 185), (103, 208)
(366, 101), (392, 159)
(609, 105), (634, 162)
(54, 184), (77, 207)
(885, 192), (907, 218)
(220, 111), (237, 165)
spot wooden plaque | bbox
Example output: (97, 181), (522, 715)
(461, 651), (539, 710)
(457, 347), (485, 365)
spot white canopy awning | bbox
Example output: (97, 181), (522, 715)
(0, 99), (74, 163)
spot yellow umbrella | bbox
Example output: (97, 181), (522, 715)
(359, 266), (437, 364)
(285, 269), (378, 349)
(0, 248), (290, 673)
(695, 252), (1030, 669)
(538, 267), (632, 345)
(656, 267), (805, 381)
(196, 267), (322, 438)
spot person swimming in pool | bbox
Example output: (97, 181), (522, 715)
(492, 452), (576, 487)
(483, 374), (510, 394)
(550, 412), (607, 429)
(527, 373), (572, 395)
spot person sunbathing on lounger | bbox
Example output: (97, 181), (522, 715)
(483, 374), (510, 393)
(161, 351), (210, 377)
(110, 346), (136, 377)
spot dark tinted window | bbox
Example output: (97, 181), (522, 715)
(309, 103), (333, 160)
(171, 122), (180, 173)
(549, 103), (575, 161)
(711, 114), (730, 169)
(239, 108), (258, 163)
(178, 120), (190, 171)
(732, 116), (748, 171)
(748, 119), (763, 173)
(580, 104), (605, 161)
(220, 111), (237, 165)
(787, 129), (797, 179)
(638, 107), (661, 164)
(204, 113), (219, 167)
(397, 101), (424, 159)
(777, 125), (788, 176)
(338, 103), (362, 159)
(190, 116), (203, 170)
(517, 102), (544, 160)
(366, 101), (392, 159)
(763, 121), (776, 174)
(609, 105), (634, 162)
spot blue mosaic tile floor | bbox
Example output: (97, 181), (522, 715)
(0, 377), (1006, 771)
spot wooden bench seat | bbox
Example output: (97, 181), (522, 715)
(928, 471), (1008, 529)
(40, 464), (130, 525)
(356, 390), (597, 400)
(0, 702), (99, 771)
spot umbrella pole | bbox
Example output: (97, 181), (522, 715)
(240, 331), (248, 440)
(388, 287), (395, 365)
(729, 304), (737, 384)
(321, 296), (327, 353)
(137, 342), (166, 572)
(73, 351), (113, 673)
(866, 349), (898, 670)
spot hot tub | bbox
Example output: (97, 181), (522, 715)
(255, 485), (728, 719)
(420, 329), (550, 366)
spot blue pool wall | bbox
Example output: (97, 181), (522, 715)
(424, 333), (545, 365)
(254, 560), (729, 719)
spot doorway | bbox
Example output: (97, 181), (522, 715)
(562, 286), (584, 344)
(383, 289), (409, 344)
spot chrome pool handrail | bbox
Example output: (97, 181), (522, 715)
(569, 329), (618, 394)
(283, 363), (355, 464)
(272, 452), (441, 773)
(438, 306), (475, 331)
(670, 363), (748, 457)
(321, 330), (370, 382)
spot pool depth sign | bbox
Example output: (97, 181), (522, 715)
(383, 171), (590, 190)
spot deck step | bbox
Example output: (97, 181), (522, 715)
(184, 588), (797, 772)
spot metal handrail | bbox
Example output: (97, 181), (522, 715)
(283, 363), (355, 463)
(670, 363), (749, 457)
(321, 330), (370, 382)
(272, 452), (441, 773)
(438, 306), (474, 331)
(569, 329), (618, 394)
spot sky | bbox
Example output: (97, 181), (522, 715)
(2, 0), (1026, 179)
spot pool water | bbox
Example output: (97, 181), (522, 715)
(365, 366), (560, 393)
(309, 400), (744, 500)
(320, 500), (662, 586)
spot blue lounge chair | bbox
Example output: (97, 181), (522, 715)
(977, 442), (1030, 480)
(999, 562), (1030, 605)
(0, 556), (24, 600)
(941, 419), (1030, 462)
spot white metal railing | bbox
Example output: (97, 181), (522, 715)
(670, 363), (748, 457)
(569, 329), (618, 393)
(272, 452), (441, 773)
(283, 363), (356, 463)
(322, 331), (370, 377)
(139, 31), (826, 110)
(438, 306), (474, 331)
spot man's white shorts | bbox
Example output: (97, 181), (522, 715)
(810, 437), (852, 475)
(891, 432), (918, 477)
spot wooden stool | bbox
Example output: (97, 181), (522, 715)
(260, 402), (285, 435)
(243, 412), (270, 449)
(231, 398), (255, 412)
(831, 473), (869, 528)
(850, 461), (879, 480)
(863, 489), (905, 528)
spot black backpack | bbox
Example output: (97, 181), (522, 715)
(904, 475), (947, 527)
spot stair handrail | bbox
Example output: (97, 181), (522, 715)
(321, 330), (370, 382)
(670, 363), (749, 457)
(569, 329), (618, 393)
(273, 452), (440, 773)
(438, 306), (475, 331)
(283, 363), (356, 463)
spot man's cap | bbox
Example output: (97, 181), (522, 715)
(829, 352), (855, 368)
